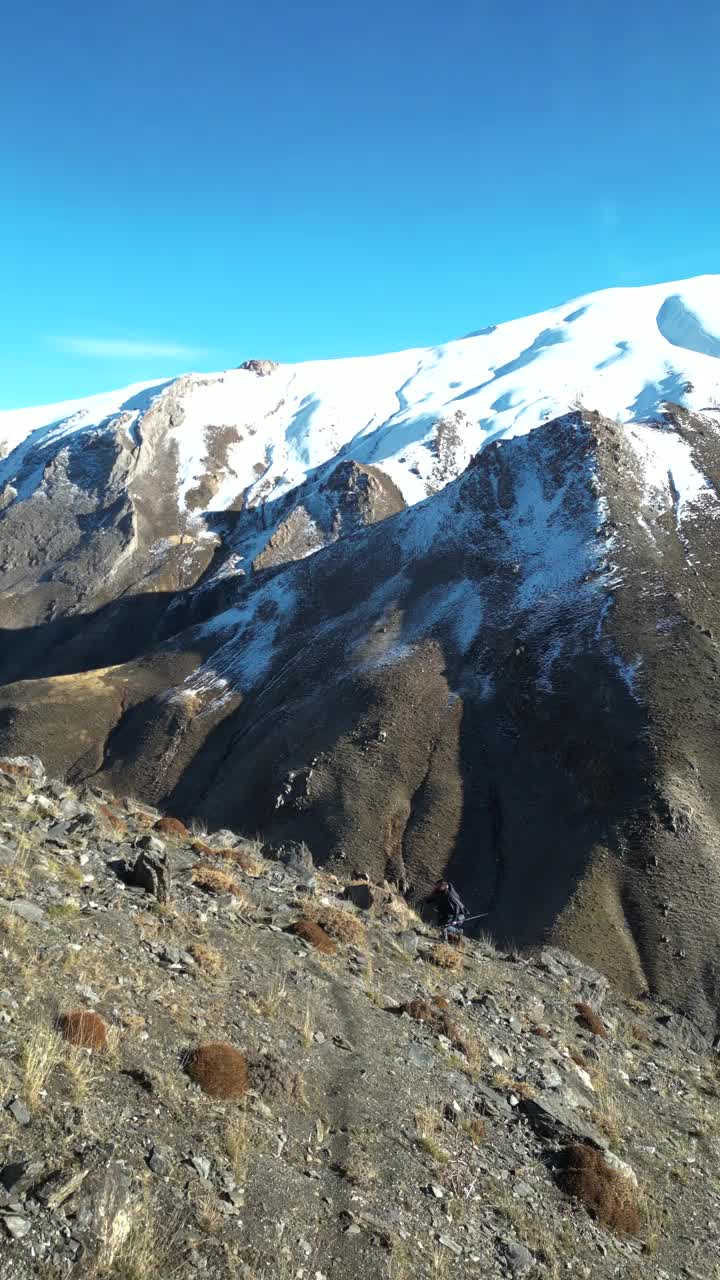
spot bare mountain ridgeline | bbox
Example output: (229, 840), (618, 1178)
(2, 379), (720, 1032)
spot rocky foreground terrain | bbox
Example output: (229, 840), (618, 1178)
(0, 754), (719, 1279)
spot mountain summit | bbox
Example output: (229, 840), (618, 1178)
(2, 276), (720, 1032)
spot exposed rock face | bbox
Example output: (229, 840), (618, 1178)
(0, 381), (216, 635)
(238, 359), (278, 376)
(2, 404), (720, 1029)
(251, 461), (406, 571)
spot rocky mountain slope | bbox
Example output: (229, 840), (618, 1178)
(2, 278), (720, 1033)
(0, 755), (719, 1280)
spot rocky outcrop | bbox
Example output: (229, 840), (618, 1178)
(250, 461), (406, 571)
(238, 358), (278, 376)
(0, 382), (217, 634)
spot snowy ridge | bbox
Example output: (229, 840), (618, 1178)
(3, 275), (720, 526)
(180, 417), (615, 707)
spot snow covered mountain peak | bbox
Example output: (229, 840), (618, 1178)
(3, 273), (720, 525)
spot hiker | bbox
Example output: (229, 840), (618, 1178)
(432, 879), (467, 942)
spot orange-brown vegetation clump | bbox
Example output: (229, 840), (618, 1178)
(401, 997), (466, 1050)
(290, 920), (337, 955)
(98, 804), (127, 836)
(191, 864), (241, 896)
(430, 942), (464, 971)
(58, 1010), (109, 1051)
(191, 841), (262, 874)
(188, 942), (222, 973)
(557, 1144), (642, 1235)
(575, 1002), (609, 1038)
(154, 816), (189, 838)
(305, 905), (366, 947)
(193, 840), (223, 858)
(185, 1042), (248, 1099)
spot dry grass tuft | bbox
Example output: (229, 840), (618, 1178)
(414, 1101), (449, 1164)
(185, 1042), (248, 1099)
(225, 1106), (248, 1179)
(22, 1023), (63, 1107)
(304, 903), (367, 946)
(96, 1192), (181, 1278)
(493, 1072), (536, 1100)
(188, 941), (223, 974)
(590, 1085), (624, 1149)
(58, 1009), (109, 1051)
(463, 1115), (487, 1146)
(557, 1144), (642, 1236)
(575, 1001), (609, 1038)
(155, 816), (189, 838)
(384, 893), (422, 930)
(290, 920), (337, 955)
(63, 1043), (100, 1099)
(192, 839), (216, 857)
(429, 942), (464, 971)
(191, 864), (243, 896)
(191, 841), (263, 875)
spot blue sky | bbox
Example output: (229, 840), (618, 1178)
(2, 0), (719, 408)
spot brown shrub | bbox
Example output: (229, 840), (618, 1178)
(305, 904), (366, 947)
(155, 816), (189, 838)
(402, 998), (466, 1050)
(191, 864), (241, 896)
(185, 1042), (248, 1099)
(58, 1010), (109, 1051)
(429, 942), (463, 971)
(291, 920), (337, 954)
(191, 841), (262, 875)
(557, 1144), (642, 1236)
(575, 1002), (609, 1038)
(188, 942), (222, 974)
(404, 998), (438, 1025)
(531, 1025), (551, 1039)
(98, 804), (127, 836)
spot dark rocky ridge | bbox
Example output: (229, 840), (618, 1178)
(2, 406), (720, 1032)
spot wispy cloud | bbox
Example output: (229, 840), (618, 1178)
(50, 336), (203, 360)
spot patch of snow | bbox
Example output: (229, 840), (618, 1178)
(656, 286), (720, 360)
(626, 424), (718, 523)
(613, 654), (643, 700)
(186, 573), (298, 704)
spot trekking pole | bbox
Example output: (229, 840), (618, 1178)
(463, 913), (489, 924)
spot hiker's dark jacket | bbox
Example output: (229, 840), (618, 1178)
(434, 883), (466, 925)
